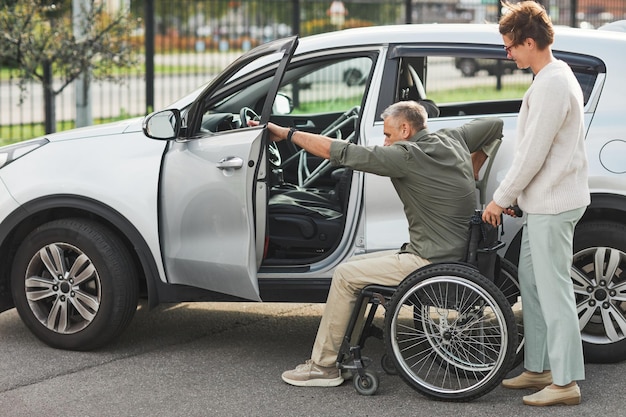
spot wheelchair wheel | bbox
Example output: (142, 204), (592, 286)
(353, 370), (379, 396)
(384, 263), (517, 402)
(380, 353), (398, 375)
(495, 258), (524, 369)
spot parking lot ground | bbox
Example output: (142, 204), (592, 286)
(1, 301), (624, 417)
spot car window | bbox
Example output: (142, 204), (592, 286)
(385, 47), (603, 120)
(195, 72), (276, 134)
(570, 68), (599, 105)
(187, 37), (298, 136)
(423, 56), (533, 117)
(191, 54), (374, 137)
(278, 56), (373, 117)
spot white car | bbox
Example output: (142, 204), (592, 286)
(0, 24), (624, 362)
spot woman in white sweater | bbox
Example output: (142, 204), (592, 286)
(482, 1), (590, 407)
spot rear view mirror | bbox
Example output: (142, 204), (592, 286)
(273, 93), (293, 115)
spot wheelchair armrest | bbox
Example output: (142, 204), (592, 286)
(361, 284), (396, 298)
(477, 240), (505, 254)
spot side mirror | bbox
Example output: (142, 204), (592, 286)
(143, 109), (182, 140)
(272, 93), (293, 115)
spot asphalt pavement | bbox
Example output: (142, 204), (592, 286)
(0, 301), (623, 417)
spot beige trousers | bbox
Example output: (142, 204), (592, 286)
(311, 250), (430, 367)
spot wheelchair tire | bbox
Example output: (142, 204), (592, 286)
(384, 263), (517, 402)
(353, 370), (379, 396)
(495, 258), (524, 369)
(380, 353), (398, 375)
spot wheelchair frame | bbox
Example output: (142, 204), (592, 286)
(336, 211), (520, 401)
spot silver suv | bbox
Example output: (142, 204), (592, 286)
(0, 24), (624, 362)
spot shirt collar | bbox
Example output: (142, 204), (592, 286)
(409, 128), (430, 142)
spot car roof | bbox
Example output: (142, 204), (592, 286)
(294, 23), (626, 60)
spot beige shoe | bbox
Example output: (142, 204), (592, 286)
(502, 371), (552, 390)
(523, 384), (581, 406)
(281, 360), (344, 387)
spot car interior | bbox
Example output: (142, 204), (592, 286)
(263, 57), (370, 265)
(263, 57), (444, 265)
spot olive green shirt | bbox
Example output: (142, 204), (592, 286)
(329, 118), (503, 262)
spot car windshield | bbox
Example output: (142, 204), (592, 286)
(165, 82), (209, 111)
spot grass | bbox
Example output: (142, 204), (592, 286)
(292, 97), (363, 114)
(428, 83), (529, 103)
(291, 83), (529, 115)
(1, 83), (529, 147)
(0, 115), (136, 147)
(1, 64), (223, 82)
(1, 124), (49, 147)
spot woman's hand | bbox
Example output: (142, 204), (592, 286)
(482, 200), (504, 226)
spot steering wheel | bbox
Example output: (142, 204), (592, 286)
(297, 106), (360, 187)
(268, 141), (281, 167)
(239, 106), (259, 128)
(239, 106), (281, 168)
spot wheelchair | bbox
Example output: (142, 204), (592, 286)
(336, 210), (521, 401)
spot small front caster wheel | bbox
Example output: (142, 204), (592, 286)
(353, 371), (379, 396)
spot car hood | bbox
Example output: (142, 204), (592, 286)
(41, 117), (145, 143)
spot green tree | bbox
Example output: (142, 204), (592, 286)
(0, 0), (138, 133)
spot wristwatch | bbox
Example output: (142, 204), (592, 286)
(287, 127), (298, 142)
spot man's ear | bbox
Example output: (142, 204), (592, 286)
(401, 123), (412, 140)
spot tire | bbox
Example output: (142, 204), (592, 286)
(494, 258), (524, 369)
(458, 59), (477, 77)
(384, 264), (517, 402)
(343, 68), (363, 86)
(572, 221), (626, 363)
(381, 353), (398, 375)
(11, 218), (138, 351)
(353, 371), (379, 396)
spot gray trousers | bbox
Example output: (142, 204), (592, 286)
(519, 207), (586, 385)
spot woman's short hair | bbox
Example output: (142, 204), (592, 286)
(381, 101), (428, 131)
(499, 1), (554, 50)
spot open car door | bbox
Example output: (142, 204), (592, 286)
(158, 37), (298, 301)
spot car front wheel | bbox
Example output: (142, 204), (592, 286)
(573, 221), (626, 363)
(11, 218), (138, 351)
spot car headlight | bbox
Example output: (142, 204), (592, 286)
(0, 138), (49, 169)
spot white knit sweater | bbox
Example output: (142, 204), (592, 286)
(493, 60), (590, 214)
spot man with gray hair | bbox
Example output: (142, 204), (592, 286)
(265, 100), (503, 387)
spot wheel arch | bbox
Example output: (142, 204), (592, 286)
(0, 195), (162, 313)
(504, 192), (626, 265)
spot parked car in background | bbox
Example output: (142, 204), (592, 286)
(0, 24), (624, 363)
(454, 56), (523, 77)
(598, 20), (626, 32)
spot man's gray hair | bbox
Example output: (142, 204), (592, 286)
(381, 101), (428, 131)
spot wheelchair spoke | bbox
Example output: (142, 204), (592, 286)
(385, 267), (517, 401)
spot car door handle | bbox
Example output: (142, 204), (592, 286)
(294, 119), (316, 129)
(217, 156), (244, 170)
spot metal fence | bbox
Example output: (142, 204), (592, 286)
(1, 0), (624, 144)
